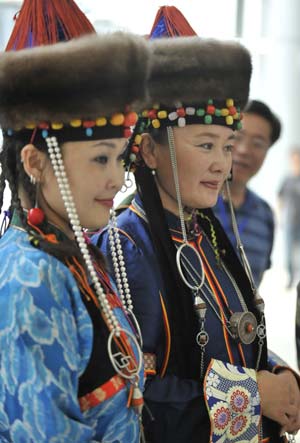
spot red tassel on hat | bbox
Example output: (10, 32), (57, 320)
(6, 0), (95, 51)
(149, 5), (197, 39)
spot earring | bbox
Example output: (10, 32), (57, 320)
(227, 169), (233, 181)
(151, 169), (156, 176)
(27, 176), (45, 226)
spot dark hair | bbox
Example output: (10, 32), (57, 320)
(244, 99), (281, 146)
(0, 133), (105, 268)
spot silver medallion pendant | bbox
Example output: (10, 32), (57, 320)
(229, 311), (257, 344)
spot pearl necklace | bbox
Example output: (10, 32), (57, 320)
(45, 136), (144, 401)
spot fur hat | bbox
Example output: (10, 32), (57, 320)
(148, 37), (251, 111)
(0, 32), (150, 141)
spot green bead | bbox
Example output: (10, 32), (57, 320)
(204, 115), (213, 124)
(214, 109), (221, 117)
(196, 108), (205, 116)
(236, 121), (242, 130)
(207, 98), (213, 105)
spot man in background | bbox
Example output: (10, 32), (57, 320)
(213, 100), (281, 287)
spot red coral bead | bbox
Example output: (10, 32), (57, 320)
(27, 208), (45, 226)
(176, 107), (186, 117)
(83, 120), (96, 128)
(123, 128), (132, 138)
(124, 112), (138, 127)
(147, 110), (157, 120)
(228, 106), (237, 115)
(206, 105), (216, 115)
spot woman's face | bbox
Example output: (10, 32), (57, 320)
(38, 138), (126, 232)
(142, 124), (234, 213)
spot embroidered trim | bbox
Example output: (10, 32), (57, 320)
(79, 374), (125, 412)
(144, 352), (157, 376)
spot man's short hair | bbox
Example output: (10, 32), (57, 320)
(244, 99), (281, 146)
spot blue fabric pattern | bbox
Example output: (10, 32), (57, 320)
(0, 227), (142, 443)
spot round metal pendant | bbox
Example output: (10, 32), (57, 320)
(229, 311), (257, 344)
(176, 243), (205, 290)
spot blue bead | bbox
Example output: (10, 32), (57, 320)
(86, 128), (93, 137)
(7, 129), (13, 136)
(42, 129), (48, 138)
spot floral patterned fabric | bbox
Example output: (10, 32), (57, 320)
(0, 226), (141, 443)
(204, 359), (260, 443)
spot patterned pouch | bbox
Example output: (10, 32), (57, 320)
(204, 359), (261, 443)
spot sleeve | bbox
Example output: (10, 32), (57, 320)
(265, 205), (275, 270)
(0, 254), (99, 443)
(267, 349), (300, 386)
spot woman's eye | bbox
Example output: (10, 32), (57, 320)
(94, 155), (108, 165)
(197, 143), (213, 150)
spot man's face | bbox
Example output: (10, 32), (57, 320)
(232, 113), (272, 186)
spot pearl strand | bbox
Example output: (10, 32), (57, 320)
(108, 208), (133, 312)
(46, 136), (120, 336)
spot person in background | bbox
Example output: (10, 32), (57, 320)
(213, 100), (281, 287)
(0, 0), (150, 441)
(278, 148), (300, 289)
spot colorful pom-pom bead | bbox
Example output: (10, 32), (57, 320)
(96, 117), (107, 126)
(226, 98), (234, 107)
(176, 107), (186, 117)
(214, 109), (221, 117)
(153, 103), (160, 110)
(152, 119), (160, 129)
(148, 110), (157, 120)
(196, 108), (205, 117)
(226, 116), (234, 125)
(42, 130), (48, 138)
(70, 119), (82, 128)
(123, 128), (132, 138)
(228, 106), (237, 116)
(204, 115), (213, 124)
(168, 111), (178, 121)
(124, 112), (138, 127)
(83, 120), (96, 128)
(7, 129), (13, 136)
(38, 122), (49, 129)
(236, 121), (243, 130)
(132, 145), (140, 154)
(186, 107), (196, 115)
(134, 134), (142, 145)
(51, 122), (63, 130)
(25, 123), (36, 129)
(178, 117), (186, 127)
(206, 105), (215, 115)
(110, 113), (125, 126)
(142, 110), (148, 118)
(157, 110), (167, 119)
(129, 153), (137, 162)
(207, 98), (213, 105)
(233, 113), (240, 120)
(86, 128), (93, 136)
(221, 108), (229, 117)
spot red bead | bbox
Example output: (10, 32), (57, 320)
(132, 145), (140, 154)
(147, 109), (157, 120)
(176, 107), (186, 117)
(206, 105), (216, 115)
(124, 112), (138, 127)
(123, 128), (132, 138)
(228, 106), (237, 115)
(82, 120), (96, 128)
(38, 122), (50, 129)
(27, 208), (45, 225)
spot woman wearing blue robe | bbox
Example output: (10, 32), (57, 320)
(0, 29), (149, 442)
(94, 34), (300, 443)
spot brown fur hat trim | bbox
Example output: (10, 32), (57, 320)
(148, 36), (252, 109)
(0, 32), (149, 129)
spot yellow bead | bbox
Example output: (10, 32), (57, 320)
(221, 108), (229, 116)
(226, 98), (234, 107)
(157, 110), (167, 119)
(135, 134), (142, 144)
(70, 119), (82, 128)
(110, 113), (125, 126)
(25, 123), (36, 129)
(226, 115), (234, 125)
(152, 119), (160, 129)
(142, 110), (148, 118)
(233, 112), (240, 120)
(51, 122), (63, 130)
(153, 103), (160, 110)
(96, 117), (107, 126)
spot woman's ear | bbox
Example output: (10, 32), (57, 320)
(139, 133), (158, 169)
(21, 144), (47, 183)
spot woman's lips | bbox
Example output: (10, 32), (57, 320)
(201, 181), (220, 190)
(95, 199), (114, 208)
